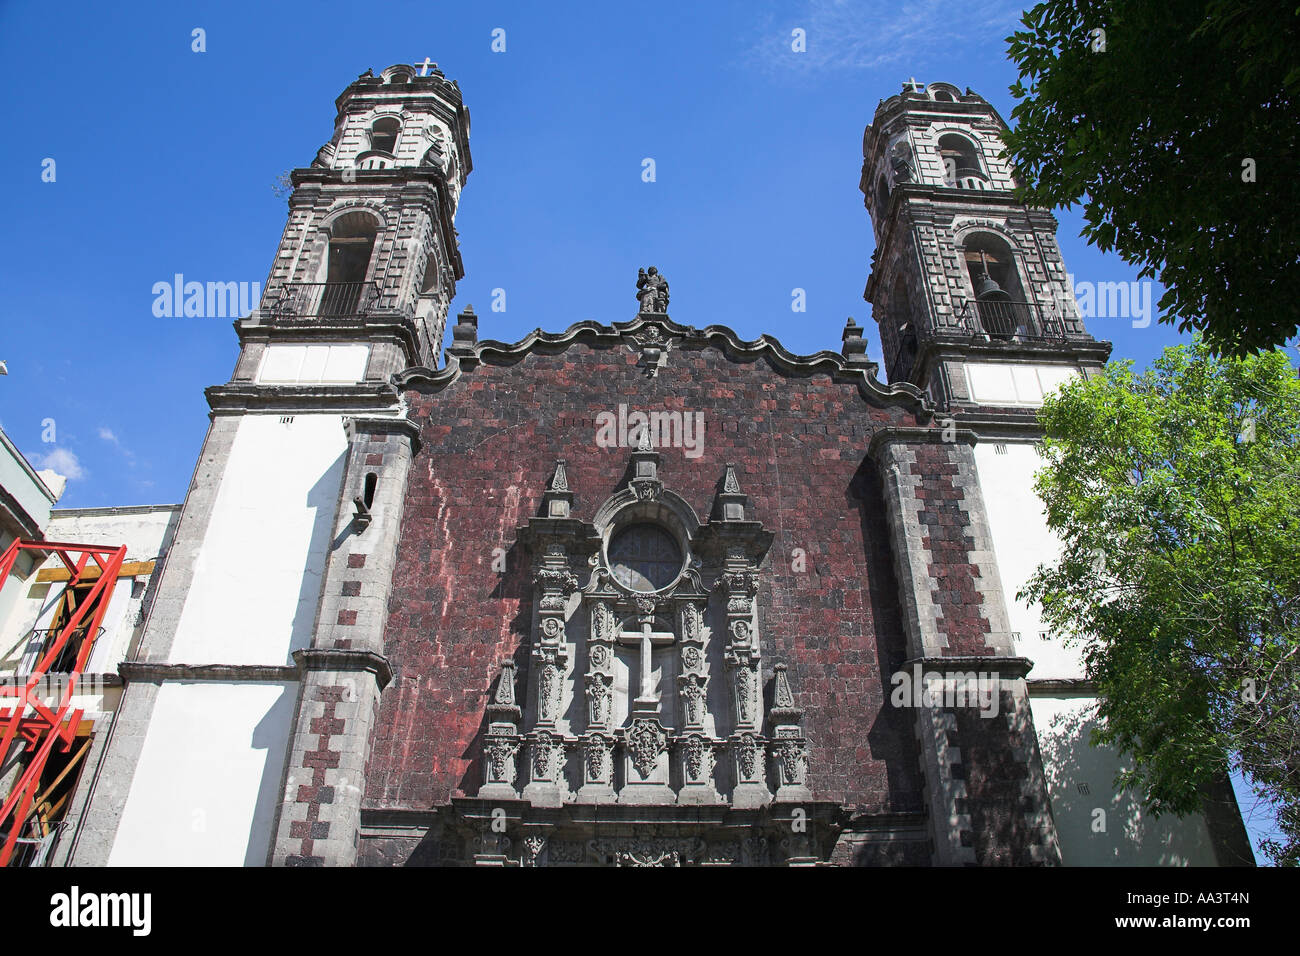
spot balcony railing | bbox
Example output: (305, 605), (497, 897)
(268, 281), (380, 321)
(944, 167), (990, 190)
(950, 299), (1071, 343)
(18, 626), (106, 675)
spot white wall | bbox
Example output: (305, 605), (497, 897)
(1032, 695), (1219, 866)
(168, 415), (347, 665)
(107, 681), (295, 866)
(973, 441), (1083, 679)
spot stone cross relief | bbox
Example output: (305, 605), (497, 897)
(615, 615), (676, 713)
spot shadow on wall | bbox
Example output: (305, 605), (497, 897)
(1036, 698), (1217, 866)
(246, 683), (298, 866)
(287, 448), (348, 664)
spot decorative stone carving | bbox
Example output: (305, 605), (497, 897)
(536, 567), (579, 595)
(682, 734), (715, 781)
(590, 601), (613, 643)
(530, 731), (564, 780)
(585, 672), (612, 727)
(483, 736), (519, 787)
(679, 673), (708, 727)
(521, 834), (547, 867)
(733, 666), (756, 725)
(590, 643), (611, 669)
(681, 645), (703, 671)
(583, 733), (614, 783)
(681, 603), (702, 643)
(535, 650), (563, 725)
(735, 732), (762, 781)
(626, 718), (667, 778)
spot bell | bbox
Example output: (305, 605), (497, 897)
(976, 271), (1010, 301)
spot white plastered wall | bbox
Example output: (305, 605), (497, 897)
(168, 414), (348, 666)
(107, 681), (295, 866)
(110, 414), (346, 864)
(1031, 695), (1218, 866)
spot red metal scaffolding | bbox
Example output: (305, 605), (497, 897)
(0, 538), (126, 866)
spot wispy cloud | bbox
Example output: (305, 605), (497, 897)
(99, 425), (137, 467)
(741, 0), (1026, 76)
(30, 447), (86, 481)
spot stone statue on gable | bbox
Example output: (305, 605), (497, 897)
(636, 266), (670, 313)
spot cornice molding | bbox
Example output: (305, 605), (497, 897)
(395, 314), (933, 417)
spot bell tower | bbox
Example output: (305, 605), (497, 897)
(70, 64), (473, 868)
(242, 61), (471, 375)
(861, 81), (1109, 412)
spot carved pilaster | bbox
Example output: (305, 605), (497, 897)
(478, 661), (522, 800)
(768, 662), (812, 802)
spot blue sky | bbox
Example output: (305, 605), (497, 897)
(0, 0), (1282, 864)
(0, 0), (1187, 508)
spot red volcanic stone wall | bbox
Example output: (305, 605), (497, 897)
(365, 336), (930, 812)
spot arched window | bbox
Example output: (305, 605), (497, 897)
(938, 133), (986, 188)
(321, 212), (379, 316)
(961, 233), (1029, 339)
(369, 117), (400, 155)
(608, 523), (682, 592)
(875, 174), (891, 218)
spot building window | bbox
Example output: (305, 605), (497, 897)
(938, 133), (985, 188)
(369, 117), (400, 155)
(962, 233), (1029, 338)
(608, 523), (682, 592)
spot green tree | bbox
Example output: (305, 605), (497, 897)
(1002, 1), (1300, 356)
(1022, 339), (1300, 864)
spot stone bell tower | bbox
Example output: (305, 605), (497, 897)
(247, 60), (472, 372)
(70, 64), (473, 867)
(861, 80), (1109, 413)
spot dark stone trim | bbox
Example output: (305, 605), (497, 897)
(205, 383), (400, 413)
(119, 662), (299, 683)
(1027, 678), (1098, 694)
(345, 415), (422, 454)
(293, 647), (393, 691)
(900, 655), (1036, 679)
(866, 425), (979, 459)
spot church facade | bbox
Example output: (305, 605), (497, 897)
(21, 66), (1250, 866)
